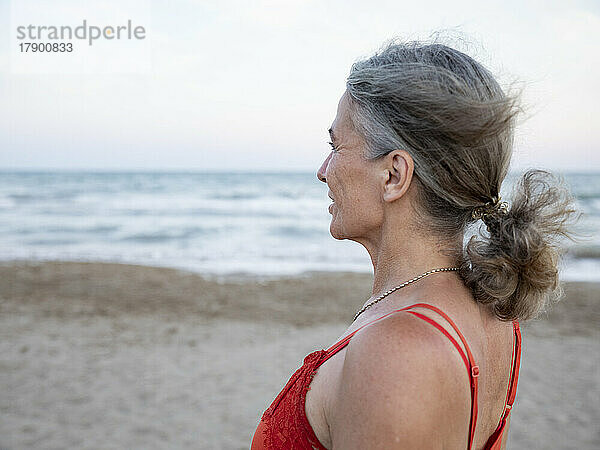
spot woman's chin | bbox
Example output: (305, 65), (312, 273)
(329, 221), (344, 240)
(328, 205), (346, 240)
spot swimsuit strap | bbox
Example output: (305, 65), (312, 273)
(481, 320), (522, 449)
(506, 321), (521, 407)
(499, 320), (521, 417)
(404, 303), (479, 450)
(322, 303), (426, 357)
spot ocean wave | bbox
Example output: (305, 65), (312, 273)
(8, 190), (80, 203)
(118, 226), (228, 243)
(210, 192), (260, 200)
(571, 192), (600, 200)
(15, 224), (121, 235)
(24, 238), (80, 246)
(269, 225), (326, 238)
(565, 245), (600, 259)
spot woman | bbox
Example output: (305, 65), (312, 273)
(251, 39), (579, 449)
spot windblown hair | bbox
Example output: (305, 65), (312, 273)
(345, 37), (582, 321)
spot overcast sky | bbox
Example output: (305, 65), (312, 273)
(0, 0), (598, 172)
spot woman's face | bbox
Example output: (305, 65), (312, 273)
(317, 91), (385, 243)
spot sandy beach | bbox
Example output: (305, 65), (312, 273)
(0, 260), (598, 449)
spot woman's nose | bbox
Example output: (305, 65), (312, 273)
(317, 152), (332, 183)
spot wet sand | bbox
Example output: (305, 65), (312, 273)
(0, 261), (598, 449)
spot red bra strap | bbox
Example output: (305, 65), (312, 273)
(482, 320), (522, 449)
(323, 304), (429, 360)
(405, 304), (479, 450)
(405, 311), (470, 372)
(407, 303), (479, 365)
(506, 321), (522, 407)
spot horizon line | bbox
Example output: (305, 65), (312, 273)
(1, 167), (599, 174)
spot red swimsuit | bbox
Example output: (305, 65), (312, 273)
(251, 302), (522, 450)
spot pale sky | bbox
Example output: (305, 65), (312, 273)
(0, 0), (598, 172)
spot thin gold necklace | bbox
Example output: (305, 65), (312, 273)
(352, 267), (460, 322)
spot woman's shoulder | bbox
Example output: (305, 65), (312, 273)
(327, 312), (471, 448)
(345, 310), (472, 387)
(346, 302), (477, 365)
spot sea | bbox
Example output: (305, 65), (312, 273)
(1, 170), (599, 281)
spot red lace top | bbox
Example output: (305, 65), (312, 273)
(251, 302), (522, 449)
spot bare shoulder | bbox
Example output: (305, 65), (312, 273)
(328, 312), (471, 450)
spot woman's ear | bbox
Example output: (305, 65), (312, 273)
(382, 150), (414, 203)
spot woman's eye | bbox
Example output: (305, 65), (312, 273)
(328, 141), (338, 153)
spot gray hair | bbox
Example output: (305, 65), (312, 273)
(345, 38), (582, 321)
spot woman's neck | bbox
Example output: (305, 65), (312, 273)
(365, 230), (460, 295)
